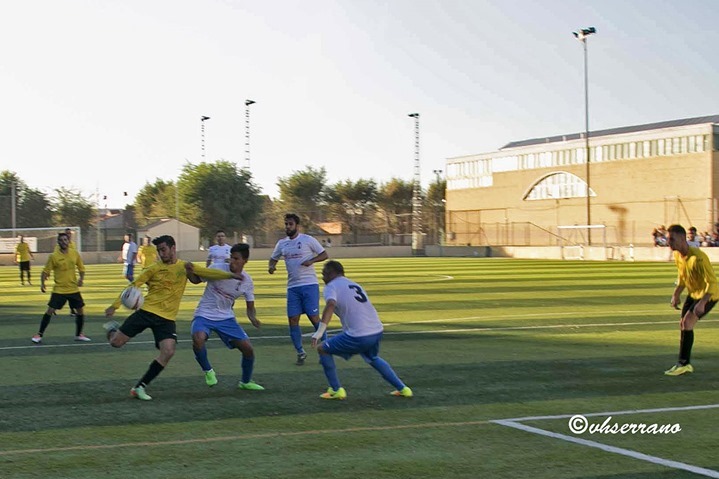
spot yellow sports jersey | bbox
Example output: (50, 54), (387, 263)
(673, 247), (719, 301)
(43, 249), (85, 294)
(137, 244), (158, 268)
(15, 242), (32, 262)
(111, 261), (234, 321)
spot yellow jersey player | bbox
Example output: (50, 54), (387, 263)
(137, 235), (158, 269)
(32, 232), (90, 344)
(14, 235), (34, 285)
(104, 235), (243, 401)
(665, 224), (719, 375)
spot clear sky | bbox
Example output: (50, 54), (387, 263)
(2, 0), (717, 208)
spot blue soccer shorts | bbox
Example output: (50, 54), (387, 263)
(191, 316), (249, 348)
(286, 284), (320, 318)
(322, 331), (384, 361)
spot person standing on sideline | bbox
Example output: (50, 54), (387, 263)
(32, 232), (91, 344)
(120, 233), (138, 282)
(206, 230), (232, 266)
(665, 224), (719, 376)
(311, 260), (412, 400)
(268, 213), (328, 365)
(187, 243), (264, 390)
(15, 235), (35, 285)
(104, 235), (241, 401)
(137, 235), (158, 270)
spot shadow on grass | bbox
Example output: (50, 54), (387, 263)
(2, 350), (717, 433)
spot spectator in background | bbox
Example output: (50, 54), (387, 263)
(653, 227), (667, 247)
(687, 227), (701, 247)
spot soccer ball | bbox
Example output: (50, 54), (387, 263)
(120, 286), (144, 310)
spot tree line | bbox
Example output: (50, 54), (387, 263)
(1, 162), (446, 245)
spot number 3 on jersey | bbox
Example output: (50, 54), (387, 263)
(348, 284), (368, 303)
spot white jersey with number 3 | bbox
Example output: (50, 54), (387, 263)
(323, 276), (383, 337)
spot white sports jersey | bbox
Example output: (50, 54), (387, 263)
(207, 244), (232, 265)
(122, 241), (138, 265)
(323, 276), (383, 337)
(193, 263), (254, 321)
(271, 233), (325, 288)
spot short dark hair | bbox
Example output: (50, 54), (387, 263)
(284, 213), (300, 225)
(58, 232), (68, 240)
(667, 224), (686, 236)
(153, 235), (175, 248)
(324, 260), (344, 276)
(230, 243), (250, 260)
(216, 230), (225, 235)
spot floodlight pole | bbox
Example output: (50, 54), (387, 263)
(200, 115), (211, 160)
(244, 100), (255, 171)
(408, 113), (424, 255)
(573, 26), (596, 245)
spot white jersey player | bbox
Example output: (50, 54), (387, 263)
(268, 213), (328, 365)
(189, 243), (264, 390)
(310, 260), (412, 400)
(206, 230), (232, 266)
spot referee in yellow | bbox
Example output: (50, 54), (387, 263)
(665, 224), (719, 375)
(33, 232), (91, 344)
(14, 235), (34, 285)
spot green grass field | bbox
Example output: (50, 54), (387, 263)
(1, 258), (718, 479)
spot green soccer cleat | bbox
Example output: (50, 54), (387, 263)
(320, 387), (347, 400)
(664, 363), (694, 376)
(130, 386), (152, 401)
(238, 380), (265, 391)
(205, 369), (218, 387)
(391, 386), (413, 398)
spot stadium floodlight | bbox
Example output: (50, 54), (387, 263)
(244, 100), (256, 170)
(573, 26), (597, 244)
(200, 116), (211, 159)
(408, 113), (424, 255)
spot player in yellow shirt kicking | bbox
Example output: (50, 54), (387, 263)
(104, 235), (243, 401)
(32, 232), (91, 344)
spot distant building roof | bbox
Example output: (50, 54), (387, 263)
(138, 218), (198, 231)
(316, 222), (343, 235)
(500, 114), (719, 150)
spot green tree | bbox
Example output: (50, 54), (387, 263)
(18, 187), (53, 227)
(376, 178), (414, 237)
(424, 178), (446, 244)
(53, 187), (95, 231)
(276, 166), (327, 224)
(179, 160), (263, 239)
(0, 171), (54, 228)
(134, 179), (179, 225)
(326, 179), (378, 243)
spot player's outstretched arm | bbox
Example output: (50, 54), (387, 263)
(311, 299), (336, 348)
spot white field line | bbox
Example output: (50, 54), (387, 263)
(2, 317), (717, 352)
(492, 404), (719, 478)
(0, 419), (491, 456)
